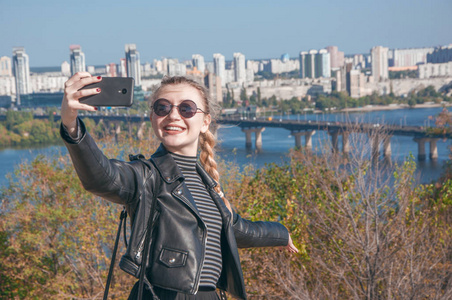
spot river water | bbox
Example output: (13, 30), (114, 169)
(1, 106), (450, 188)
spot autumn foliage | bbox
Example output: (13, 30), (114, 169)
(1, 121), (452, 299)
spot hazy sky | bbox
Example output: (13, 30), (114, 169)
(1, 0), (451, 67)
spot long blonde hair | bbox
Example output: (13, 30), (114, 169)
(150, 76), (232, 213)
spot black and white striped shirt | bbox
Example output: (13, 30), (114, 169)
(171, 153), (223, 290)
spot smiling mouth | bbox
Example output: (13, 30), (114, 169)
(164, 126), (185, 132)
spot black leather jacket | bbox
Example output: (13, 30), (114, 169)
(61, 119), (289, 300)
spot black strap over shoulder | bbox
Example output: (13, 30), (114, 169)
(103, 154), (159, 300)
(129, 154), (145, 161)
(103, 208), (127, 300)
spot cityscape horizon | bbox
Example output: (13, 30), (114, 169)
(10, 42), (451, 69)
(2, 0), (452, 107)
(2, 41), (451, 108)
(1, 0), (451, 67)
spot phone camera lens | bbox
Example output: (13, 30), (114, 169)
(122, 88), (127, 94)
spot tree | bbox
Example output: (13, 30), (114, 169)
(418, 85), (439, 98)
(0, 128), (160, 299)
(408, 98), (417, 107)
(269, 95), (278, 106)
(223, 88), (232, 108)
(5, 111), (33, 130)
(240, 87), (248, 106)
(249, 94), (257, 105)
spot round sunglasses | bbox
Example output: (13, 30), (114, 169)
(152, 98), (207, 118)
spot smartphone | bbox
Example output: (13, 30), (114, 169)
(79, 77), (134, 107)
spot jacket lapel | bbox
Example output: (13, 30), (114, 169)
(151, 144), (200, 217)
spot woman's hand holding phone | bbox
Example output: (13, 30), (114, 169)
(61, 72), (102, 136)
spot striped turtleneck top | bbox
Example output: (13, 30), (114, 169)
(170, 153), (223, 290)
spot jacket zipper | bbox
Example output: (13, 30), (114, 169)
(135, 228), (147, 261)
(173, 184), (207, 295)
(193, 230), (206, 295)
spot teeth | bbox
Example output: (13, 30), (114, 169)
(165, 126), (183, 131)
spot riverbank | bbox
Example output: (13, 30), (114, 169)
(340, 102), (451, 113)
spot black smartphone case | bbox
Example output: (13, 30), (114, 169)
(79, 77), (134, 107)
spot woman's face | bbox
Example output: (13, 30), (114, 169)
(150, 83), (211, 156)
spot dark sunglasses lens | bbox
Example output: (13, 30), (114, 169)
(153, 100), (171, 116)
(179, 101), (197, 118)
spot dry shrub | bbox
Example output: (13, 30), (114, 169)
(228, 124), (452, 300)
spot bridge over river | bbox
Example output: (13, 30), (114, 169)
(216, 116), (450, 161)
(3, 113), (449, 161)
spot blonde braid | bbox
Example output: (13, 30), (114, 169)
(199, 130), (233, 214)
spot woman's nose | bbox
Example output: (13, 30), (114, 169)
(167, 105), (181, 119)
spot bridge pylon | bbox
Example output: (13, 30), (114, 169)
(242, 127), (265, 151)
(328, 130), (351, 153)
(291, 130), (316, 149)
(413, 137), (439, 161)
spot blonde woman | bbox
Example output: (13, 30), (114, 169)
(61, 73), (298, 300)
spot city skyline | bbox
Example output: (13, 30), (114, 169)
(1, 0), (451, 67)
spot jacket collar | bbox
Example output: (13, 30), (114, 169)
(151, 144), (183, 184)
(150, 144), (217, 190)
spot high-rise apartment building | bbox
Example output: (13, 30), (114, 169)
(325, 46), (345, 69)
(0, 76), (15, 96)
(69, 45), (86, 76)
(233, 52), (246, 84)
(119, 58), (127, 77)
(315, 49), (331, 78)
(213, 53), (226, 86)
(333, 64), (347, 92)
(61, 61), (71, 76)
(107, 63), (117, 77)
(418, 61), (452, 79)
(167, 59), (186, 77)
(162, 58), (169, 75)
(125, 44), (141, 86)
(347, 69), (366, 99)
(299, 51), (307, 78)
(154, 59), (163, 74)
(371, 46), (389, 81)
(192, 54), (205, 73)
(427, 44), (452, 64)
(305, 50), (317, 78)
(300, 49), (331, 78)
(12, 47), (31, 104)
(205, 62), (214, 74)
(353, 54), (366, 69)
(0, 56), (12, 77)
(389, 47), (434, 67)
(203, 72), (223, 104)
(264, 59), (299, 74)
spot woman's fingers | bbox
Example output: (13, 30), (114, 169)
(72, 102), (99, 112)
(285, 235), (299, 254)
(71, 75), (102, 93)
(73, 87), (101, 102)
(65, 74), (102, 96)
(65, 90), (99, 112)
(287, 243), (299, 253)
(65, 72), (97, 88)
(61, 73), (101, 128)
(63, 73), (102, 111)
